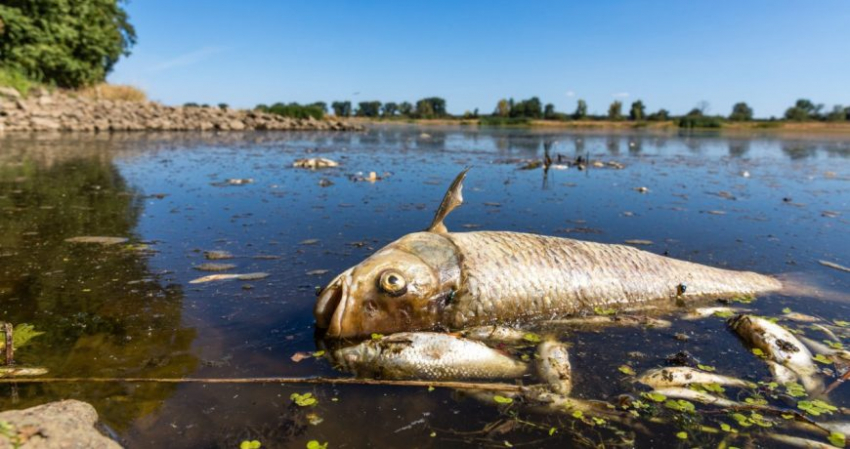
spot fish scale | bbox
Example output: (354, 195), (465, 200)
(444, 231), (781, 328)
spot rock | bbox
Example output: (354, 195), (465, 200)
(0, 400), (121, 449)
(0, 87), (21, 100)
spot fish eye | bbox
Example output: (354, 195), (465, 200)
(378, 270), (407, 296)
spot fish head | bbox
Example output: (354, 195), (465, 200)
(315, 232), (461, 338)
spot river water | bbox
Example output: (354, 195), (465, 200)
(0, 127), (848, 448)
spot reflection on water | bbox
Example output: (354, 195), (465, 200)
(0, 128), (848, 448)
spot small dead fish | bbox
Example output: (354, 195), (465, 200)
(783, 312), (823, 323)
(293, 158), (339, 169)
(194, 263), (236, 272)
(624, 239), (653, 246)
(64, 236), (128, 245)
(333, 332), (527, 380)
(535, 340), (572, 395)
(460, 326), (528, 343)
(204, 250), (234, 260)
(225, 178), (253, 185)
(189, 272), (269, 284)
(799, 335), (850, 360)
(0, 367), (49, 378)
(766, 433), (835, 449)
(650, 387), (740, 408)
(682, 306), (750, 320)
(729, 314), (823, 394)
(819, 260), (850, 273)
(637, 367), (755, 389)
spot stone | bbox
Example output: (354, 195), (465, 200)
(0, 87), (21, 100)
(0, 400), (121, 449)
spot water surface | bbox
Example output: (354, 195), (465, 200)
(0, 127), (848, 448)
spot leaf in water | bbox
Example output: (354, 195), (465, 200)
(785, 383), (807, 398)
(829, 432), (846, 447)
(493, 395), (513, 405)
(593, 306), (616, 316)
(371, 333), (384, 340)
(427, 386), (434, 392)
(825, 340), (844, 350)
(642, 392), (666, 403)
(429, 432), (436, 438)
(312, 350), (325, 357)
(697, 364), (716, 372)
(714, 310), (735, 318)
(751, 348), (765, 357)
(522, 333), (541, 343)
(814, 354), (833, 364)
(782, 307), (792, 314)
(240, 440), (262, 449)
(676, 431), (688, 440)
(306, 441), (328, 449)
(744, 397), (768, 406)
(571, 410), (583, 419)
(834, 320), (850, 327)
(548, 427), (557, 436)
(665, 400), (695, 413)
(618, 365), (636, 376)
(290, 392), (318, 407)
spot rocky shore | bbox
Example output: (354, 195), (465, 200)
(0, 88), (361, 133)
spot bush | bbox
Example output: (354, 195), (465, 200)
(265, 102), (324, 120)
(77, 83), (146, 102)
(0, 65), (34, 95)
(0, 0), (136, 88)
(678, 116), (723, 129)
(478, 116), (530, 126)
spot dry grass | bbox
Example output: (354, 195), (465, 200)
(77, 83), (147, 102)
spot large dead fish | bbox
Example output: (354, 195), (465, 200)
(315, 169), (782, 337)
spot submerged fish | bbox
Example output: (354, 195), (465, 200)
(315, 169), (782, 337)
(729, 314), (823, 394)
(535, 340), (572, 395)
(332, 332), (527, 380)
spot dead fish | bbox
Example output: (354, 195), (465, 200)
(332, 332), (527, 380)
(767, 360), (799, 384)
(204, 250), (234, 260)
(544, 315), (671, 329)
(766, 433), (836, 449)
(682, 306), (750, 320)
(189, 272), (269, 284)
(293, 158), (339, 169)
(729, 314), (823, 394)
(315, 169), (783, 338)
(460, 325), (528, 343)
(64, 236), (128, 245)
(819, 260), (850, 274)
(535, 340), (572, 394)
(194, 263), (236, 272)
(637, 367), (755, 389)
(799, 336), (850, 360)
(783, 312), (823, 323)
(0, 367), (49, 378)
(650, 387), (741, 408)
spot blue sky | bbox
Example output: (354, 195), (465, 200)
(110, 1), (850, 118)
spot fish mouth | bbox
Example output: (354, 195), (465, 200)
(314, 269), (354, 336)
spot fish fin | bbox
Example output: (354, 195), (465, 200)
(427, 168), (470, 233)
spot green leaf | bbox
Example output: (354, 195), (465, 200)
(240, 441), (262, 449)
(828, 431), (846, 447)
(642, 392), (667, 403)
(593, 306), (617, 316)
(522, 333), (541, 343)
(714, 310), (735, 318)
(665, 400), (695, 413)
(427, 386), (435, 392)
(751, 348), (765, 357)
(0, 324), (45, 351)
(785, 383), (807, 398)
(719, 423), (732, 432)
(306, 441), (328, 449)
(312, 350), (325, 357)
(814, 354), (833, 364)
(834, 320), (850, 327)
(697, 364), (716, 372)
(676, 431), (688, 440)
(493, 395), (513, 404)
(571, 410), (583, 419)
(371, 333), (384, 340)
(548, 427), (557, 436)
(618, 365), (636, 376)
(782, 307), (792, 314)
(290, 393), (318, 407)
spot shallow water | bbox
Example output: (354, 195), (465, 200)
(0, 127), (848, 448)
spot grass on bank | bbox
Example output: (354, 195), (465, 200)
(0, 66), (36, 96)
(77, 84), (147, 102)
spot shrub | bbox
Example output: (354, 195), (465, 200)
(0, 65), (34, 95)
(78, 83), (146, 102)
(678, 116), (723, 129)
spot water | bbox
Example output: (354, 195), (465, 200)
(0, 127), (848, 448)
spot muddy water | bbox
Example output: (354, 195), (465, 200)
(0, 128), (848, 448)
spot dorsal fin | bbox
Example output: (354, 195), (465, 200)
(427, 168), (470, 233)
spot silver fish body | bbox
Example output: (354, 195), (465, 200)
(332, 332), (527, 380)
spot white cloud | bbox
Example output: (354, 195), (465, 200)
(612, 92), (630, 98)
(565, 90), (575, 97)
(148, 46), (230, 73)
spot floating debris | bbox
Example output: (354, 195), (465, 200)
(225, 178), (253, 185)
(819, 260), (850, 273)
(300, 239), (320, 245)
(624, 239), (653, 246)
(318, 178), (334, 187)
(64, 236), (128, 245)
(634, 187), (649, 193)
(306, 269), (329, 276)
(204, 250), (234, 260)
(0, 366), (49, 378)
(293, 158), (339, 169)
(194, 263), (236, 272)
(519, 160), (542, 170)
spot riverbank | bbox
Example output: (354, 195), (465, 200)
(0, 88), (362, 133)
(349, 117), (850, 134)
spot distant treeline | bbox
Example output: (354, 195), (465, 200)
(246, 96), (850, 128)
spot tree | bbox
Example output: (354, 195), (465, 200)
(415, 97), (446, 118)
(696, 100), (711, 115)
(356, 101), (382, 117)
(784, 98), (823, 121)
(608, 101), (623, 120)
(0, 0), (136, 88)
(381, 102), (399, 117)
(729, 102), (753, 121)
(331, 101), (352, 117)
(826, 105), (846, 122)
(398, 101), (413, 116)
(629, 100), (646, 121)
(510, 97), (542, 119)
(309, 102), (327, 113)
(647, 109), (670, 121)
(495, 99), (510, 117)
(218, 103), (229, 110)
(573, 100), (587, 119)
(544, 103), (556, 119)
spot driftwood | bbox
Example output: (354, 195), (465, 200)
(0, 376), (522, 391)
